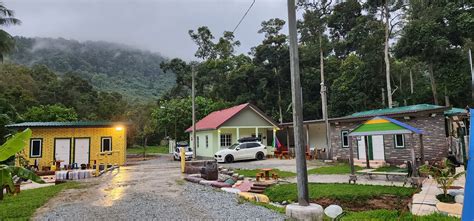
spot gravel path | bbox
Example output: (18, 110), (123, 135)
(34, 156), (285, 220)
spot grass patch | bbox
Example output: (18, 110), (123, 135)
(307, 164), (363, 174)
(374, 165), (408, 173)
(175, 179), (185, 186)
(127, 146), (168, 155)
(234, 169), (296, 178)
(436, 194), (455, 203)
(264, 183), (417, 203)
(341, 209), (460, 220)
(0, 182), (81, 220)
(250, 201), (286, 214)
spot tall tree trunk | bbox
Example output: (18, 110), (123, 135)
(276, 68), (283, 123)
(143, 136), (148, 159)
(444, 86), (450, 107)
(410, 69), (414, 94)
(384, 2), (393, 108)
(428, 63), (439, 105)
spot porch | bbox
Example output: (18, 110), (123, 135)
(217, 126), (278, 152)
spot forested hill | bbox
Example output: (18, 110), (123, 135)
(7, 37), (176, 102)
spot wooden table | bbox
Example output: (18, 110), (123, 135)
(260, 168), (273, 180)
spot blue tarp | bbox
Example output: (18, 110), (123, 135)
(462, 109), (473, 220)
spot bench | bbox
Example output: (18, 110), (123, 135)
(357, 170), (408, 181)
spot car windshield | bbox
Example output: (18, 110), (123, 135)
(228, 143), (239, 150)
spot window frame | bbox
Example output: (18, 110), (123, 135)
(341, 130), (349, 148)
(205, 135), (209, 148)
(30, 138), (43, 158)
(394, 134), (405, 149)
(101, 137), (112, 152)
(196, 136), (200, 148)
(220, 134), (232, 147)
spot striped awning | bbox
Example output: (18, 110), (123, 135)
(348, 116), (423, 136)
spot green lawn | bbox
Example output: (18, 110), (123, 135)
(307, 163), (363, 175)
(0, 182), (80, 220)
(234, 169), (296, 178)
(341, 209), (459, 221)
(264, 183), (417, 203)
(374, 165), (408, 173)
(127, 146), (169, 155)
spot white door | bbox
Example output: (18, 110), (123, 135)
(372, 135), (385, 160)
(74, 138), (90, 165)
(357, 136), (385, 160)
(357, 137), (366, 160)
(55, 139), (71, 166)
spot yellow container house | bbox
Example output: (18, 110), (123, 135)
(6, 121), (128, 169)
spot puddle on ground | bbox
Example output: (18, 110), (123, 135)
(94, 169), (130, 207)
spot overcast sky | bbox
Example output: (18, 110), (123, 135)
(4, 0), (289, 60)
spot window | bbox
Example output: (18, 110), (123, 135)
(30, 139), (42, 158)
(341, 130), (349, 148)
(205, 135), (209, 148)
(394, 134), (405, 148)
(220, 134), (232, 147)
(101, 137), (112, 152)
(246, 143), (261, 148)
(197, 136), (200, 148)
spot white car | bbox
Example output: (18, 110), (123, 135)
(214, 142), (266, 163)
(173, 146), (193, 161)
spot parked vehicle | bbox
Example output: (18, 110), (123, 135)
(214, 139), (266, 163)
(173, 141), (193, 161)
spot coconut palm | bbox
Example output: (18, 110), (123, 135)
(0, 3), (21, 62)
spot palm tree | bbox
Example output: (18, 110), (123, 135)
(0, 3), (21, 62)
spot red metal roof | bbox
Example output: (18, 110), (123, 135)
(185, 103), (250, 132)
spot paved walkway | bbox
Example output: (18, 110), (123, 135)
(285, 173), (407, 186)
(411, 167), (465, 217)
(223, 158), (325, 173)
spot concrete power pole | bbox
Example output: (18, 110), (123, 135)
(192, 65), (197, 159)
(287, 0), (309, 206)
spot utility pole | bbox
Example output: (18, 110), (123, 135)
(192, 65), (197, 159)
(287, 0), (309, 206)
(319, 30), (331, 160)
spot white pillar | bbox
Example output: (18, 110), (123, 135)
(217, 130), (221, 149)
(236, 128), (240, 143)
(255, 127), (259, 139)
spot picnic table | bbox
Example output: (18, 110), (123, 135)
(260, 168), (273, 180)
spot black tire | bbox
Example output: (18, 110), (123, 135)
(256, 152), (264, 160)
(225, 155), (234, 163)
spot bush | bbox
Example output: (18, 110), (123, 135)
(436, 194), (455, 203)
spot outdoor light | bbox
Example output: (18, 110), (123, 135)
(115, 126), (123, 131)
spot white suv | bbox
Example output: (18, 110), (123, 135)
(214, 142), (266, 163)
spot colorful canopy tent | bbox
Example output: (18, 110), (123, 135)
(347, 116), (424, 183)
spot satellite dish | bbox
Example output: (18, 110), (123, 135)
(324, 205), (343, 219)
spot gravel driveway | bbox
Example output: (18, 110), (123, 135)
(34, 155), (285, 220)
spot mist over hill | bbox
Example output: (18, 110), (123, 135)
(7, 37), (176, 102)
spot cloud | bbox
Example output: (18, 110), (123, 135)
(4, 0), (288, 61)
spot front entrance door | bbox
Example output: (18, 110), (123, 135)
(357, 135), (384, 160)
(55, 139), (71, 167)
(74, 138), (90, 165)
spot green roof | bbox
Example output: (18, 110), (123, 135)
(444, 107), (468, 116)
(5, 121), (130, 128)
(350, 104), (446, 118)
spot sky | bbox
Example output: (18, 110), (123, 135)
(4, 0), (289, 61)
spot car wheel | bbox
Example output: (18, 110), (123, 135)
(256, 152), (264, 160)
(225, 155), (234, 163)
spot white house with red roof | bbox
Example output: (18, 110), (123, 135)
(186, 103), (280, 158)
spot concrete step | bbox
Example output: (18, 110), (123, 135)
(250, 185), (266, 190)
(248, 189), (265, 194)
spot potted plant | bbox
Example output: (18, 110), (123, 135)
(0, 128), (45, 200)
(419, 159), (465, 203)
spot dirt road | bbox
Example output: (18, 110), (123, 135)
(34, 156), (284, 220)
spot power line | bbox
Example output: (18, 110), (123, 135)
(232, 0), (256, 33)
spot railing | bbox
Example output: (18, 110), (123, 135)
(94, 150), (121, 175)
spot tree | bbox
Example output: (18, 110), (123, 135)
(395, 1), (473, 106)
(0, 3), (21, 62)
(365, 0), (405, 108)
(22, 104), (78, 122)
